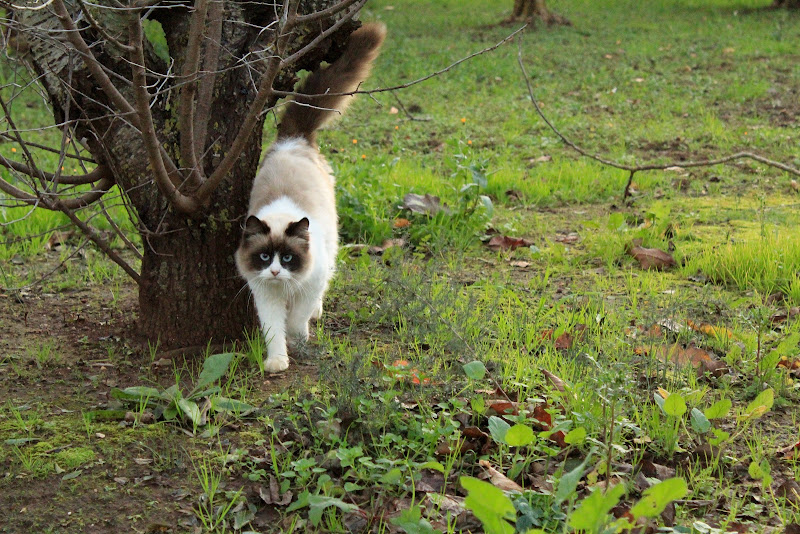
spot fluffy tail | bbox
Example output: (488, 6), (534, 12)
(277, 22), (386, 144)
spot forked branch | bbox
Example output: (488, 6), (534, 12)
(516, 45), (800, 202)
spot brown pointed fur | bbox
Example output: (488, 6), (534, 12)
(277, 22), (387, 145)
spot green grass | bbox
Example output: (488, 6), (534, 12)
(3, 0), (800, 531)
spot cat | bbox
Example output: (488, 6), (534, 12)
(235, 22), (386, 373)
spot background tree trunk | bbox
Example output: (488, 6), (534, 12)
(11, 0), (361, 349)
(772, 0), (800, 7)
(506, 0), (570, 25)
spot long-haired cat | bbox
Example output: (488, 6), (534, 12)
(235, 23), (386, 373)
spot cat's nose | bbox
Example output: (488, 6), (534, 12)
(270, 268), (280, 276)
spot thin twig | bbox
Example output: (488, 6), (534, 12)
(193, 0), (222, 160)
(272, 25), (528, 100)
(74, 0), (135, 52)
(294, 0), (360, 25)
(516, 45), (800, 202)
(128, 12), (199, 213)
(52, 0), (137, 120)
(176, 0), (208, 188)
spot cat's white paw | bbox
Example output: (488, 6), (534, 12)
(263, 356), (289, 373)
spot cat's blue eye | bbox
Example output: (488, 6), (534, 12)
(259, 252), (270, 262)
(281, 254), (293, 263)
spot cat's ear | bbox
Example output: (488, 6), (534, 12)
(243, 215), (269, 237)
(286, 217), (310, 239)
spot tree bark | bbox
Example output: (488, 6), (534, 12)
(10, 0), (361, 348)
(506, 0), (569, 25)
(771, 0), (800, 7)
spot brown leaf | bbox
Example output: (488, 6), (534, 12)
(627, 244), (676, 270)
(487, 401), (518, 417)
(686, 320), (733, 339)
(777, 480), (800, 505)
(554, 232), (579, 244)
(403, 193), (445, 216)
(642, 343), (728, 377)
(393, 218), (411, 228)
(639, 458), (676, 481)
(541, 369), (566, 392)
(417, 469), (445, 493)
(259, 475), (292, 506)
(369, 238), (406, 255)
(777, 440), (800, 459)
(485, 235), (535, 252)
(478, 460), (523, 492)
(772, 306), (800, 324)
(786, 523), (800, 534)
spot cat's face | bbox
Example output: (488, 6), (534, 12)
(236, 215), (311, 284)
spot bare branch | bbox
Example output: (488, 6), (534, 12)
(129, 13), (199, 213)
(74, 0), (135, 52)
(279, 0), (367, 70)
(516, 46), (800, 202)
(52, 0), (137, 120)
(193, 0), (223, 159)
(98, 199), (143, 260)
(193, 53), (282, 204)
(176, 0), (209, 187)
(58, 175), (114, 209)
(0, 155), (112, 184)
(293, 0), (360, 25)
(0, 134), (96, 163)
(54, 198), (141, 282)
(273, 25), (527, 99)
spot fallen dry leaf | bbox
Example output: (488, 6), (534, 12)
(554, 232), (579, 244)
(259, 475), (293, 506)
(776, 480), (800, 505)
(626, 243), (677, 270)
(479, 460), (523, 492)
(772, 306), (800, 324)
(485, 235), (535, 252)
(777, 440), (800, 459)
(686, 320), (733, 339)
(402, 193), (446, 216)
(791, 179), (798, 191)
(509, 260), (531, 268)
(369, 238), (406, 255)
(541, 368), (566, 392)
(487, 401), (519, 417)
(393, 218), (411, 228)
(639, 343), (728, 377)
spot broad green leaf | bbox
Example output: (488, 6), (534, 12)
(663, 393), (687, 417)
(630, 477), (688, 519)
(212, 397), (255, 414)
(564, 426), (587, 445)
(462, 361), (487, 380)
(287, 492), (358, 527)
(5, 437), (38, 446)
(471, 395), (486, 414)
(390, 503), (439, 534)
(417, 461), (445, 473)
(505, 425), (534, 447)
(653, 392), (666, 413)
(569, 484), (625, 531)
(775, 333), (800, 356)
(194, 352), (235, 391)
(111, 386), (161, 403)
(689, 408), (711, 434)
(460, 476), (515, 534)
(554, 451), (593, 504)
(380, 468), (403, 485)
(488, 416), (511, 445)
(745, 388), (774, 416)
(704, 399), (732, 420)
(177, 399), (201, 426)
(748, 459), (770, 481)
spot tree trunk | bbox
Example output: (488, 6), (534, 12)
(772, 0), (800, 7)
(13, 0), (360, 349)
(507, 0), (570, 25)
